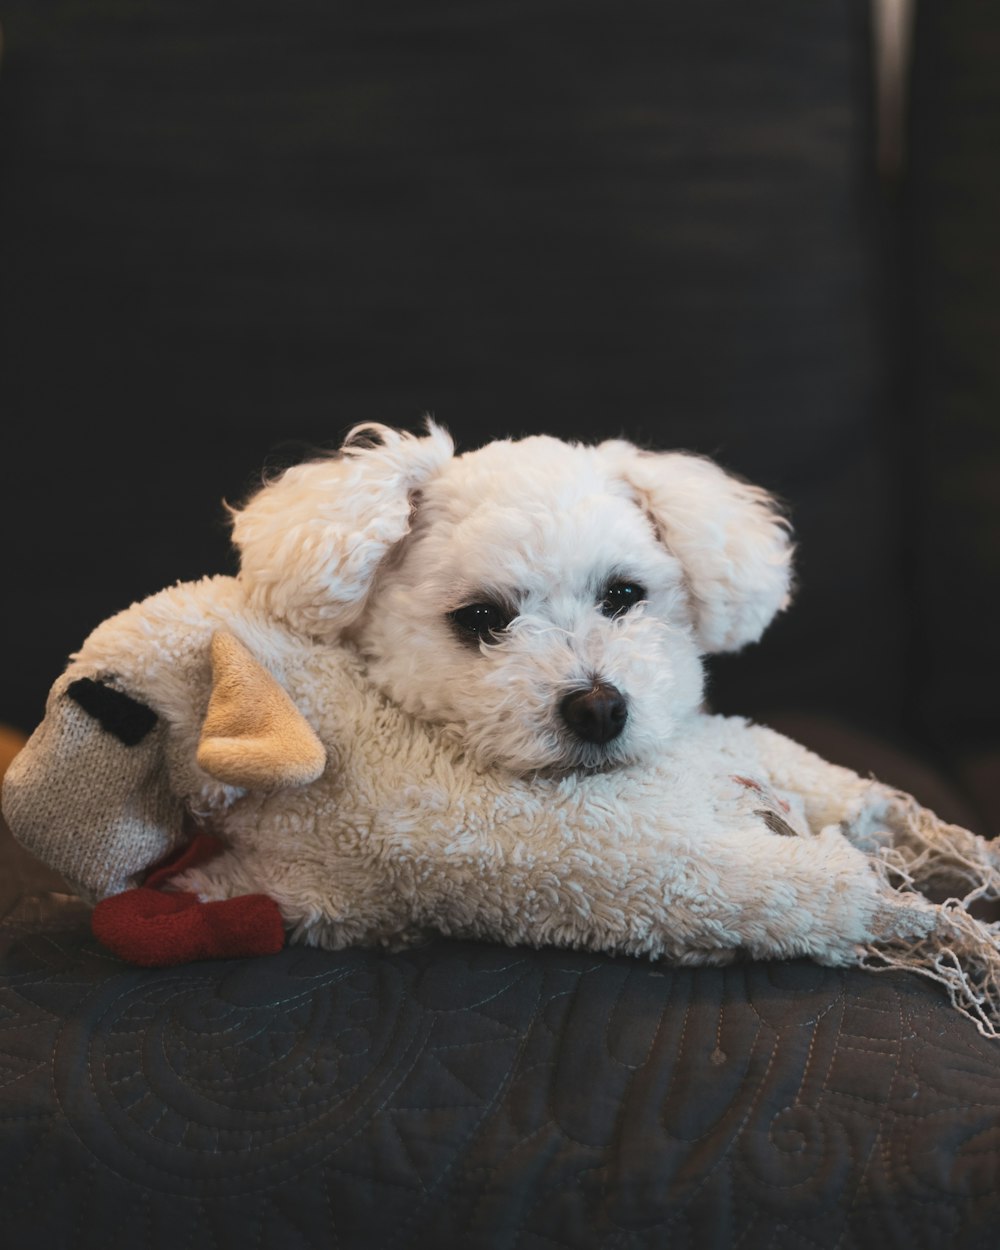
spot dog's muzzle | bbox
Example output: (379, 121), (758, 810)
(559, 682), (628, 745)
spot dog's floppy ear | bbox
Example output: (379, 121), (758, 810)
(233, 421), (454, 639)
(600, 441), (794, 653)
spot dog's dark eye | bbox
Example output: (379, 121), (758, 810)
(449, 602), (513, 644)
(600, 580), (646, 618)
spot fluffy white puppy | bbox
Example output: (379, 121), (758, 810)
(236, 422), (790, 775)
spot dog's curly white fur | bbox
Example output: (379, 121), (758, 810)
(236, 422), (791, 774)
(6, 423), (1000, 1031)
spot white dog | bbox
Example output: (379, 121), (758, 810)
(235, 420), (789, 775)
(6, 423), (1000, 1026)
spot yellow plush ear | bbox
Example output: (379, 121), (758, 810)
(196, 631), (327, 789)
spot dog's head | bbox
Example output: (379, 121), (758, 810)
(233, 422), (793, 773)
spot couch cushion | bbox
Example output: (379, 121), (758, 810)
(2, 887), (1000, 1247)
(900, 3), (1000, 762)
(0, 0), (904, 745)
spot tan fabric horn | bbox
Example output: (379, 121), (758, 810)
(196, 631), (327, 789)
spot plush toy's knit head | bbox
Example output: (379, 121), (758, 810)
(233, 423), (793, 773)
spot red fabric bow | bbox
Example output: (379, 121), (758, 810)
(90, 834), (285, 966)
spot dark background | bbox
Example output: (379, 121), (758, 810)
(1, 2), (998, 825)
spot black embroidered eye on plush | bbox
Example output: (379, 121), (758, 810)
(66, 678), (158, 746)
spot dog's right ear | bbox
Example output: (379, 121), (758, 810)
(233, 421), (454, 640)
(598, 440), (794, 654)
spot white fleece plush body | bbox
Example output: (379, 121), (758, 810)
(61, 575), (927, 968)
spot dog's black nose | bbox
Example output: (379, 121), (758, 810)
(559, 683), (628, 744)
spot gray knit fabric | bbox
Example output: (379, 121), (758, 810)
(2, 675), (184, 902)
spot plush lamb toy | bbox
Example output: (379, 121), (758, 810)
(5, 424), (1000, 1034)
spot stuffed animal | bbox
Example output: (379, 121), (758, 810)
(4, 424), (1000, 1034)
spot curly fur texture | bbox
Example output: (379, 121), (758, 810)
(235, 422), (792, 773)
(6, 424), (1000, 1033)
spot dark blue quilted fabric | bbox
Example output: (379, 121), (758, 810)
(2, 904), (1000, 1249)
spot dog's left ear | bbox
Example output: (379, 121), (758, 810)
(599, 442), (794, 653)
(233, 421), (454, 640)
